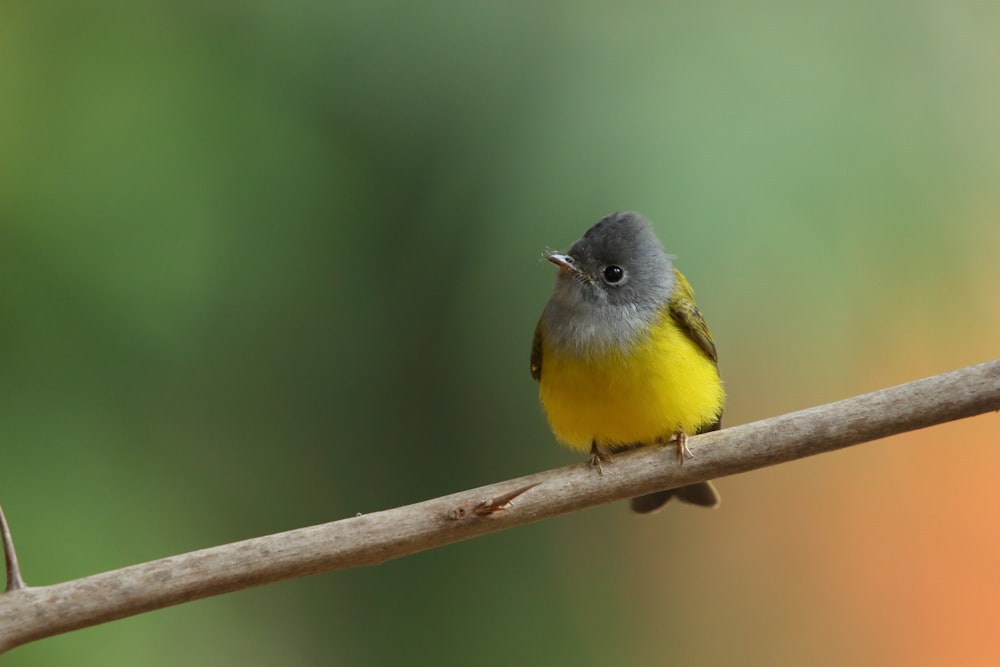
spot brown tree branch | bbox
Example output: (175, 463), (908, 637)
(2, 359), (999, 653)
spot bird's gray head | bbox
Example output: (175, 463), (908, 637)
(542, 211), (676, 353)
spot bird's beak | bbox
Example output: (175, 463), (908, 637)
(546, 253), (578, 274)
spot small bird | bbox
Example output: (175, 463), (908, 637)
(531, 212), (725, 513)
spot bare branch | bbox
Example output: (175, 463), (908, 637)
(1, 359), (998, 653)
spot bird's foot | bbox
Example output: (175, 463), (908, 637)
(588, 441), (612, 475)
(656, 430), (693, 464)
(673, 429), (693, 463)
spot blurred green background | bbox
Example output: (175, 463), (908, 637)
(2, 2), (999, 665)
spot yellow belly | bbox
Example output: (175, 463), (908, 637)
(539, 311), (724, 452)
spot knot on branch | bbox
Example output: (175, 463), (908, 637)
(446, 483), (540, 520)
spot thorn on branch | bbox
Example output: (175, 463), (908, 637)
(1, 504), (27, 592)
(446, 483), (540, 520)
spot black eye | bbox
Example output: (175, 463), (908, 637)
(602, 265), (625, 284)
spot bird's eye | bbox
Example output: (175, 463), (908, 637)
(602, 265), (625, 284)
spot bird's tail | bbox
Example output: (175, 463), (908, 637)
(629, 481), (720, 513)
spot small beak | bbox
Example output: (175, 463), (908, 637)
(546, 253), (578, 274)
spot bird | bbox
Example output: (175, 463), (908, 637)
(531, 211), (724, 513)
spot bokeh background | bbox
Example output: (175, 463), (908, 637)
(2, 2), (999, 665)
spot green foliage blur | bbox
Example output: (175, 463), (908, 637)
(2, 2), (999, 665)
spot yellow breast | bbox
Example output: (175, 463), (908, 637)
(538, 308), (724, 452)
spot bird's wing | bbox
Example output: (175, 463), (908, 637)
(530, 318), (544, 381)
(669, 268), (722, 434)
(668, 267), (718, 365)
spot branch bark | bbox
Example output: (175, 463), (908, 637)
(2, 359), (999, 653)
